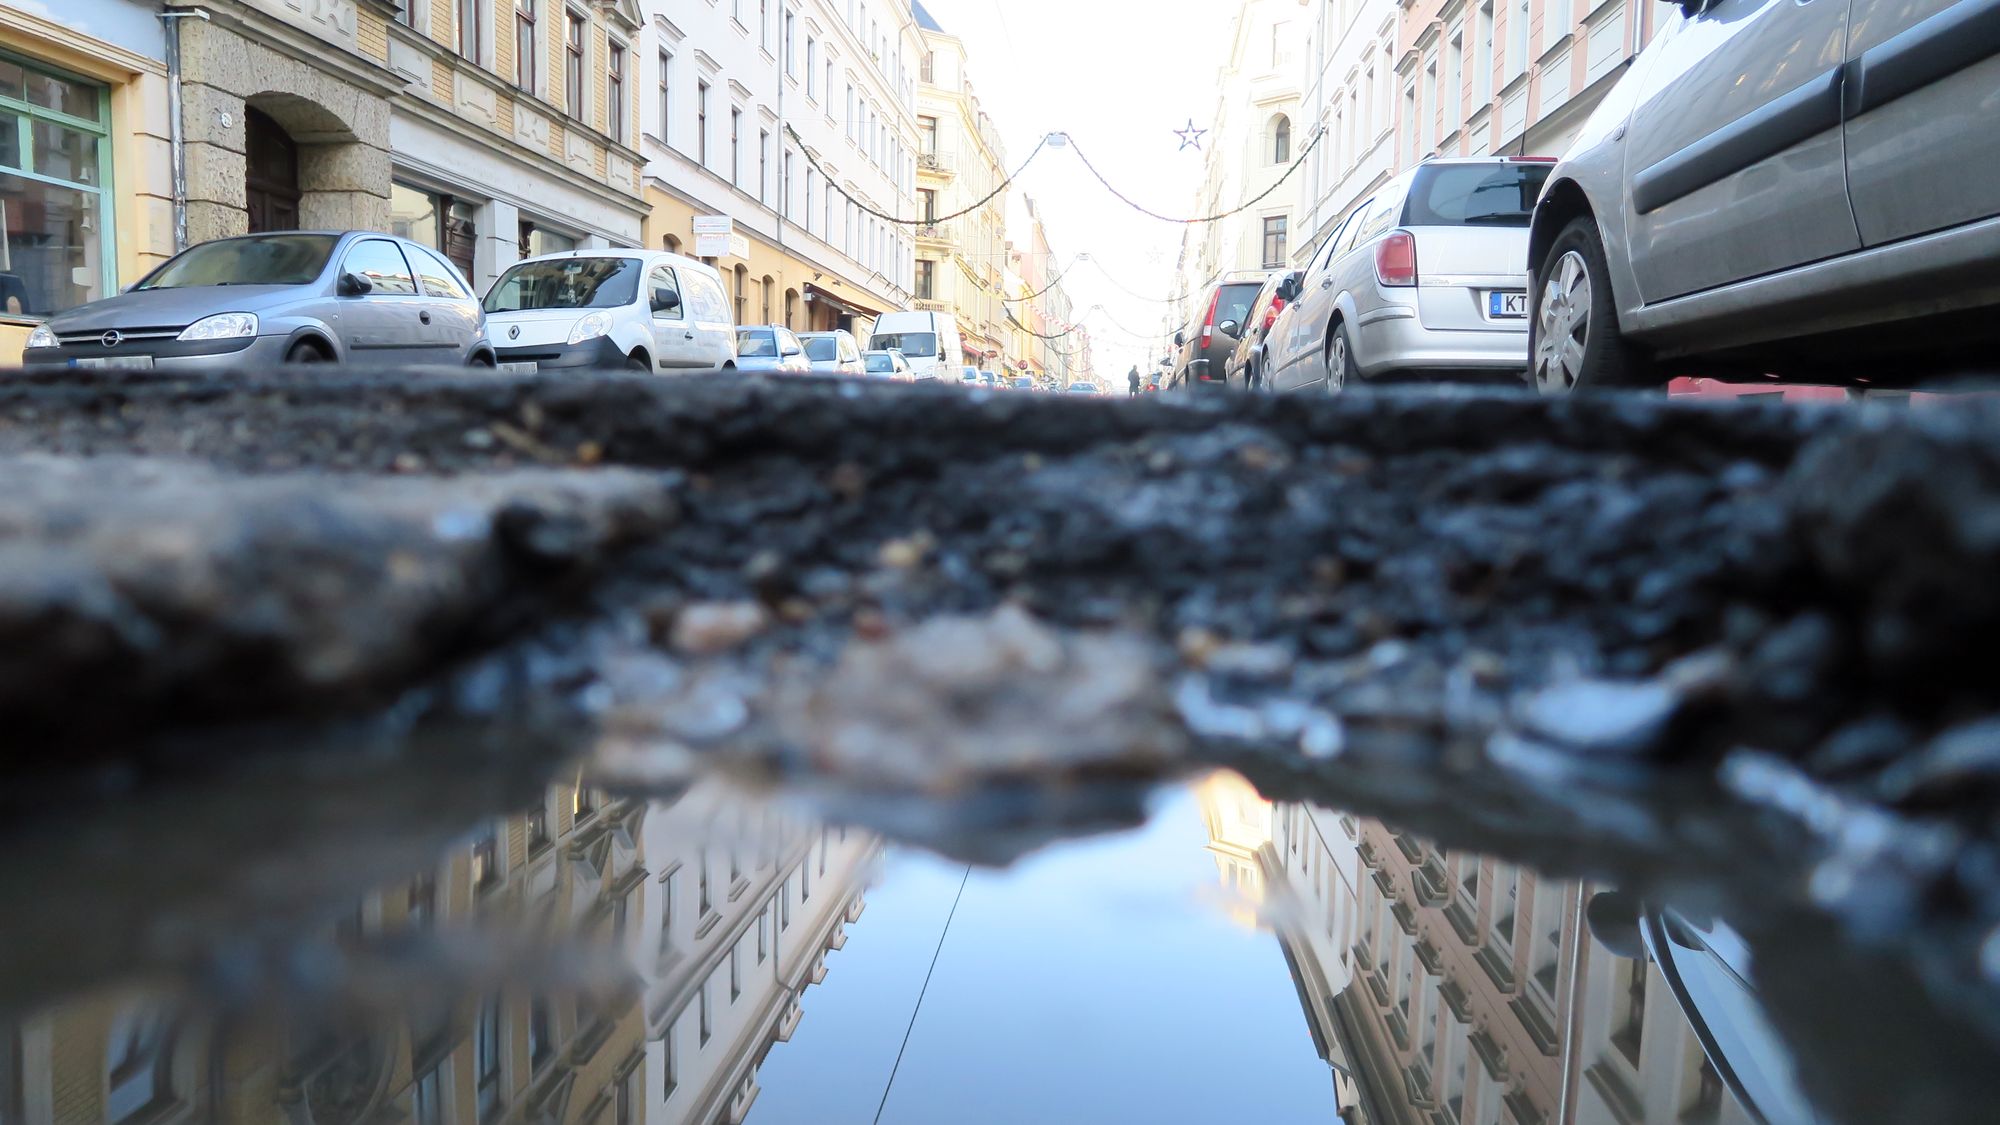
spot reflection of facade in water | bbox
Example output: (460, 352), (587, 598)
(1198, 773), (1754, 1125)
(0, 778), (877, 1125)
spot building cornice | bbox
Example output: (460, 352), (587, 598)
(175, 0), (405, 99)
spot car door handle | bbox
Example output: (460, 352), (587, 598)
(419, 311), (432, 324)
(1319, 277), (1334, 289)
(684, 331), (695, 340)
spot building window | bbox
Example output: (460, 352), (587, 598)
(920, 50), (933, 82)
(698, 848), (713, 915)
(656, 51), (671, 143)
(564, 13), (586, 120)
(917, 114), (937, 154)
(528, 997), (554, 1069)
(783, 149), (794, 217)
(760, 0), (770, 49)
(458, 0), (483, 64)
(105, 1009), (173, 1124)
(918, 188), (936, 222)
(663, 1017), (679, 1099)
(471, 826), (500, 889)
(784, 10), (796, 74)
(759, 129), (770, 203)
(806, 38), (818, 99)
(696, 81), (709, 166)
(731, 108), (742, 184)
(413, 1064), (444, 1125)
(1476, 1), (1496, 101)
(401, 0), (422, 30)
(698, 981), (711, 1045)
(0, 54), (111, 321)
(1424, 57), (1439, 152)
(475, 998), (502, 1120)
(607, 43), (625, 142)
(733, 264), (748, 323)
(1507, 0), (1530, 81)
(730, 945), (742, 1002)
(758, 909), (770, 961)
(1261, 216), (1288, 268)
(1270, 113), (1291, 164)
(515, 0), (536, 92)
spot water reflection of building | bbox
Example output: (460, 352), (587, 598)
(0, 777), (877, 1125)
(1199, 774), (1755, 1125)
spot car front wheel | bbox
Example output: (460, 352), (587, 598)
(1531, 218), (1656, 393)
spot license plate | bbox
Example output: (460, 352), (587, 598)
(74, 355), (155, 370)
(496, 361), (539, 374)
(1489, 291), (1528, 318)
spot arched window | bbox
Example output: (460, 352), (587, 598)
(664, 234), (682, 254)
(1271, 114), (1292, 164)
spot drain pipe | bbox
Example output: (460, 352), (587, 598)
(160, 7), (210, 254)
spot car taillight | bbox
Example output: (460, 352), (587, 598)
(1262, 297), (1287, 331)
(1375, 230), (1417, 287)
(1199, 289), (1221, 348)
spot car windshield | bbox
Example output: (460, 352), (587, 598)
(484, 258), (642, 312)
(737, 329), (778, 357)
(1214, 283), (1262, 329)
(865, 354), (895, 372)
(1404, 163), (1554, 227)
(872, 332), (938, 357)
(138, 235), (338, 289)
(804, 338), (840, 361)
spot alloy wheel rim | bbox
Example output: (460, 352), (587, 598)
(1327, 334), (1347, 392)
(1535, 250), (1590, 392)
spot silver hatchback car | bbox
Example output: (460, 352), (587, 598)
(1264, 157), (1555, 392)
(22, 231), (492, 372)
(1527, 0), (2000, 391)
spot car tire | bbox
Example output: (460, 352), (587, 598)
(1532, 218), (1657, 393)
(468, 352), (495, 368)
(1325, 320), (1356, 393)
(626, 352), (651, 372)
(285, 340), (328, 364)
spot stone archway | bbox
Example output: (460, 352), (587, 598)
(177, 16), (392, 244)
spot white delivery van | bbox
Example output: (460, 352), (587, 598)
(868, 311), (962, 381)
(484, 250), (737, 372)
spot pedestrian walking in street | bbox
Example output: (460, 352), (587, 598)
(1128, 366), (1142, 397)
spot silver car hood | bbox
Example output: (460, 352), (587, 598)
(43, 285), (315, 333)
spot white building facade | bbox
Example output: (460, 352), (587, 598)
(1295, 0), (1402, 264)
(640, 0), (921, 335)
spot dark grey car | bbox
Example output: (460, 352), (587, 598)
(1170, 276), (1270, 390)
(21, 232), (492, 372)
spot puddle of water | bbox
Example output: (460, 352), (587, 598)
(0, 761), (1803, 1125)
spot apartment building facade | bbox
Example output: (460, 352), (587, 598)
(0, 776), (878, 1125)
(1395, 0), (1661, 168)
(1005, 192), (1076, 387)
(1294, 0), (1401, 263)
(640, 0), (920, 338)
(911, 0), (1008, 370)
(0, 0), (649, 363)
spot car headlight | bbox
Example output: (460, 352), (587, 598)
(177, 312), (259, 341)
(566, 311), (612, 346)
(24, 324), (57, 350)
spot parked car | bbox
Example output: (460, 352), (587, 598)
(977, 369), (1000, 388)
(1170, 274), (1271, 389)
(801, 330), (865, 375)
(734, 325), (812, 373)
(1527, 0), (2000, 392)
(1265, 157), (1554, 393)
(959, 365), (980, 385)
(1225, 268), (1303, 390)
(484, 250), (735, 373)
(862, 349), (913, 380)
(1011, 376), (1035, 390)
(1067, 382), (1101, 395)
(868, 311), (963, 381)
(22, 231), (492, 371)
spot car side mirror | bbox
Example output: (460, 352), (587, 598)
(651, 289), (681, 313)
(1666, 0), (1705, 14)
(1277, 275), (1301, 302)
(338, 271), (373, 297)
(1584, 891), (1647, 959)
(1218, 319), (1241, 338)
(783, 346), (802, 357)
(1173, 330), (1185, 347)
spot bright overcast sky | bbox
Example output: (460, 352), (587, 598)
(922, 0), (1238, 381)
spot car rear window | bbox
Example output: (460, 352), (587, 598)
(1403, 163), (1553, 227)
(865, 353), (894, 372)
(737, 329), (777, 357)
(1213, 283), (1263, 329)
(871, 332), (937, 357)
(804, 337), (838, 361)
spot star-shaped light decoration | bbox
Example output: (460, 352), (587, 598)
(1174, 119), (1208, 152)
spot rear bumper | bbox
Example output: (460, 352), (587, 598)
(494, 336), (627, 370)
(1352, 306), (1528, 377)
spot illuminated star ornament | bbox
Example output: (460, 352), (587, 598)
(1174, 119), (1208, 152)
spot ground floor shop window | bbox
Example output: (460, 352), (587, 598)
(519, 220), (577, 258)
(0, 52), (112, 318)
(390, 182), (478, 282)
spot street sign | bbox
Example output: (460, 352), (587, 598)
(692, 215), (732, 236)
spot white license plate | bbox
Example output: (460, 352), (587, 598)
(74, 355), (155, 370)
(496, 361), (539, 374)
(1488, 291), (1528, 318)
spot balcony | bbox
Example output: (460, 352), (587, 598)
(916, 223), (952, 244)
(914, 299), (949, 314)
(917, 151), (954, 175)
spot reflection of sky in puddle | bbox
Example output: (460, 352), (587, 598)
(748, 782), (1338, 1123)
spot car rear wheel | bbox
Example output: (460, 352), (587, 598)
(1325, 321), (1355, 393)
(285, 340), (328, 364)
(626, 352), (651, 372)
(1532, 218), (1656, 393)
